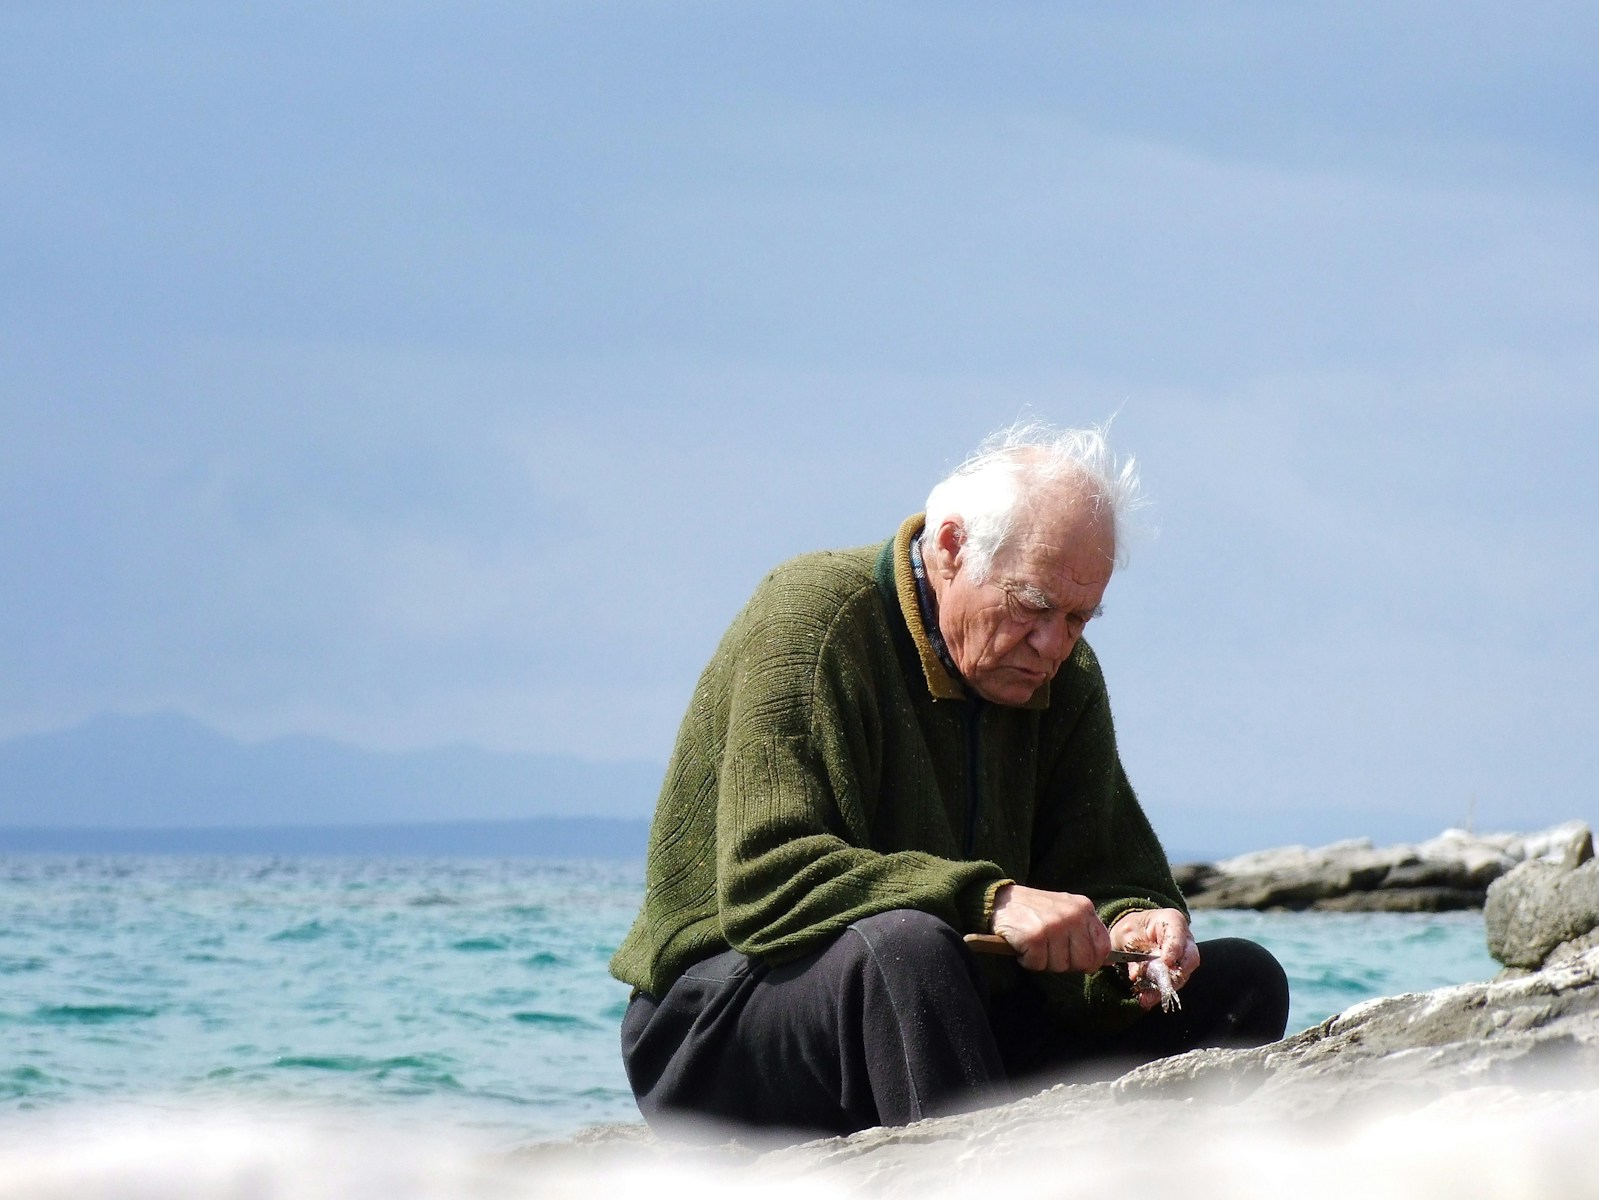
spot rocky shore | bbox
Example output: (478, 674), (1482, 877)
(535, 820), (1599, 1199)
(769, 821), (1599, 1196)
(1173, 819), (1593, 912)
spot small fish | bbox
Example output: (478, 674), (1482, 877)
(1131, 958), (1183, 1013)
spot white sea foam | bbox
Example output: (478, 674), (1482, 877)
(3, 1086), (1597, 1200)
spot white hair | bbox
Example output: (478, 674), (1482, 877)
(920, 422), (1145, 580)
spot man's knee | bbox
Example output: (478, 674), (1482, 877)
(838, 909), (987, 1013)
(1193, 936), (1291, 1044)
(847, 908), (966, 964)
(1207, 937), (1289, 1002)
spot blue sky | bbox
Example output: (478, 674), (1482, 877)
(3, 3), (1596, 850)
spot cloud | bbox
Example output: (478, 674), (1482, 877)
(1, 5), (1594, 844)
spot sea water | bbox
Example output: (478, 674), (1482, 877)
(0, 855), (1500, 1146)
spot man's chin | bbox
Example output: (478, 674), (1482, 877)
(975, 672), (1047, 706)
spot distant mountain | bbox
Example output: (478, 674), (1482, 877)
(0, 711), (664, 830)
(0, 816), (649, 858)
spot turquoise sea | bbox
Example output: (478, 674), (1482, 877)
(0, 855), (1500, 1146)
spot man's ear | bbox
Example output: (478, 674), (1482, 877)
(931, 518), (965, 580)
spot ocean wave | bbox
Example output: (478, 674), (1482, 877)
(510, 1012), (594, 1030)
(31, 1004), (161, 1024)
(272, 1053), (456, 1076)
(451, 937), (511, 953)
(267, 920), (334, 943)
(0, 1067), (55, 1100)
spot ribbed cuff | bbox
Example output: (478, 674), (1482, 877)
(958, 876), (1014, 933)
(1098, 897), (1158, 933)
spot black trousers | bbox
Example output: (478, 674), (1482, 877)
(621, 908), (1289, 1142)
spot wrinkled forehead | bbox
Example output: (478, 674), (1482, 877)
(1002, 542), (1114, 594)
(1002, 486), (1117, 575)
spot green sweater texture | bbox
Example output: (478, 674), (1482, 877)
(609, 515), (1186, 1030)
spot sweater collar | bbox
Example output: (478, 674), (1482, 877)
(908, 534), (961, 681)
(877, 513), (1050, 710)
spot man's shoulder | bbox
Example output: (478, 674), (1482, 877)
(716, 541), (893, 677)
(749, 542), (883, 614)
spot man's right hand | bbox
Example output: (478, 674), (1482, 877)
(990, 883), (1112, 973)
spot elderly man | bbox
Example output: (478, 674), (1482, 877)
(610, 425), (1288, 1140)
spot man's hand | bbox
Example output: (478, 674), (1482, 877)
(990, 883), (1112, 972)
(1110, 907), (1202, 1010)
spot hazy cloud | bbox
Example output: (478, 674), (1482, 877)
(3, 3), (1594, 848)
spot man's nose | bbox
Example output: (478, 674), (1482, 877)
(1027, 613), (1073, 663)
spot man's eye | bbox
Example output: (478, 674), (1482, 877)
(1006, 593), (1044, 618)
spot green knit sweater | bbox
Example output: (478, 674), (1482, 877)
(609, 515), (1186, 1030)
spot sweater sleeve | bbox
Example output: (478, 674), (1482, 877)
(713, 580), (1006, 962)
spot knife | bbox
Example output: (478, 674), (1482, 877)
(963, 933), (1156, 963)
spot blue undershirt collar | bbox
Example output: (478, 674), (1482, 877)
(909, 532), (965, 688)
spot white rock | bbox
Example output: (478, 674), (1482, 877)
(1517, 820), (1594, 868)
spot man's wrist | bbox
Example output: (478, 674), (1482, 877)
(1106, 906), (1152, 936)
(982, 879), (1016, 932)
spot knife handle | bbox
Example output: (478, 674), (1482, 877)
(963, 933), (1017, 955)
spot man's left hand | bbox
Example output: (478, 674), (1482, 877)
(1110, 908), (1201, 1011)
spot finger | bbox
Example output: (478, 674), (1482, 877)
(1080, 928), (1106, 979)
(1027, 926), (1058, 973)
(1050, 929), (1077, 974)
(1008, 928), (1047, 972)
(1081, 928), (1105, 973)
(1078, 927), (1113, 974)
(990, 919), (1032, 969)
(1091, 918), (1112, 963)
(1153, 914), (1188, 965)
(1166, 920), (1195, 965)
(1022, 946), (1049, 973)
(1179, 939), (1202, 981)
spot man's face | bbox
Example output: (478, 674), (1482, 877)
(930, 509), (1114, 706)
